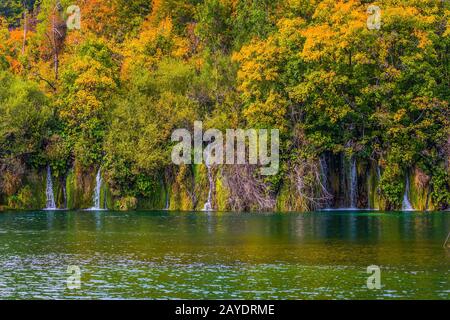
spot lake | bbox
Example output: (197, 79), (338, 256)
(0, 210), (448, 299)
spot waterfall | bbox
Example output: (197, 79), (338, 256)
(202, 163), (214, 211)
(374, 165), (382, 210)
(45, 165), (56, 210)
(402, 175), (414, 211)
(165, 189), (170, 210)
(88, 169), (102, 210)
(349, 158), (357, 208)
(319, 156), (328, 191)
(319, 155), (330, 208)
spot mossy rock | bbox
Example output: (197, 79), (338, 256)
(115, 196), (137, 211)
(169, 164), (194, 210)
(409, 169), (434, 211)
(137, 179), (166, 210)
(100, 182), (114, 210)
(193, 163), (210, 211)
(66, 167), (97, 209)
(26, 170), (46, 209)
(4, 169), (46, 210)
(276, 178), (307, 212)
(367, 163), (381, 210)
(215, 171), (230, 211)
(276, 182), (291, 212)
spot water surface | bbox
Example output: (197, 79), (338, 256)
(0, 210), (448, 299)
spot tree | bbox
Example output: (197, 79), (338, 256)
(0, 71), (50, 195)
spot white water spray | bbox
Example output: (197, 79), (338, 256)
(402, 175), (414, 211)
(349, 158), (357, 208)
(164, 186), (170, 210)
(88, 169), (103, 210)
(319, 156), (330, 208)
(45, 165), (56, 210)
(202, 163), (214, 211)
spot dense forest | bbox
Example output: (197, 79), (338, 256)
(0, 0), (448, 212)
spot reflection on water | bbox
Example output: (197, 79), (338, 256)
(0, 210), (448, 299)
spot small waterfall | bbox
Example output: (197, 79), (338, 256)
(165, 190), (170, 210)
(319, 155), (330, 208)
(45, 165), (56, 210)
(89, 169), (102, 210)
(374, 165), (382, 210)
(402, 175), (414, 211)
(349, 158), (357, 208)
(202, 163), (214, 211)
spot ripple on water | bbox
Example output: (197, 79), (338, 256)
(0, 210), (448, 299)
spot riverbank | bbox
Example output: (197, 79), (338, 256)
(1, 156), (448, 212)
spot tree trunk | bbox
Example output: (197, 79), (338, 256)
(22, 11), (27, 54)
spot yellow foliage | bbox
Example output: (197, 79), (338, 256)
(121, 16), (188, 79)
(243, 91), (288, 132)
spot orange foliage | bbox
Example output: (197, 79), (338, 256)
(79, 0), (119, 37)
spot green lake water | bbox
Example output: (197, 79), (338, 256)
(0, 210), (448, 299)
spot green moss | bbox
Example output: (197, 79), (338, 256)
(367, 163), (381, 210)
(276, 182), (290, 212)
(65, 170), (75, 209)
(26, 171), (46, 209)
(276, 178), (307, 212)
(65, 167), (96, 209)
(379, 163), (403, 210)
(99, 181), (114, 209)
(4, 170), (46, 210)
(17, 186), (34, 209)
(215, 171), (230, 211)
(115, 196), (137, 211)
(409, 170), (434, 211)
(48, 175), (66, 209)
(194, 163), (209, 211)
(169, 164), (194, 210)
(136, 179), (166, 210)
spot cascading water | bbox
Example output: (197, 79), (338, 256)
(165, 190), (170, 210)
(402, 175), (414, 211)
(349, 158), (357, 208)
(45, 165), (56, 210)
(202, 163), (214, 211)
(319, 156), (330, 208)
(88, 169), (103, 210)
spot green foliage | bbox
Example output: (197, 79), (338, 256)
(0, 0), (448, 210)
(0, 0), (36, 27)
(232, 0), (278, 49)
(379, 164), (404, 209)
(430, 167), (450, 209)
(195, 0), (232, 53)
(57, 38), (119, 168)
(104, 59), (198, 197)
(0, 71), (50, 169)
(115, 196), (138, 211)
